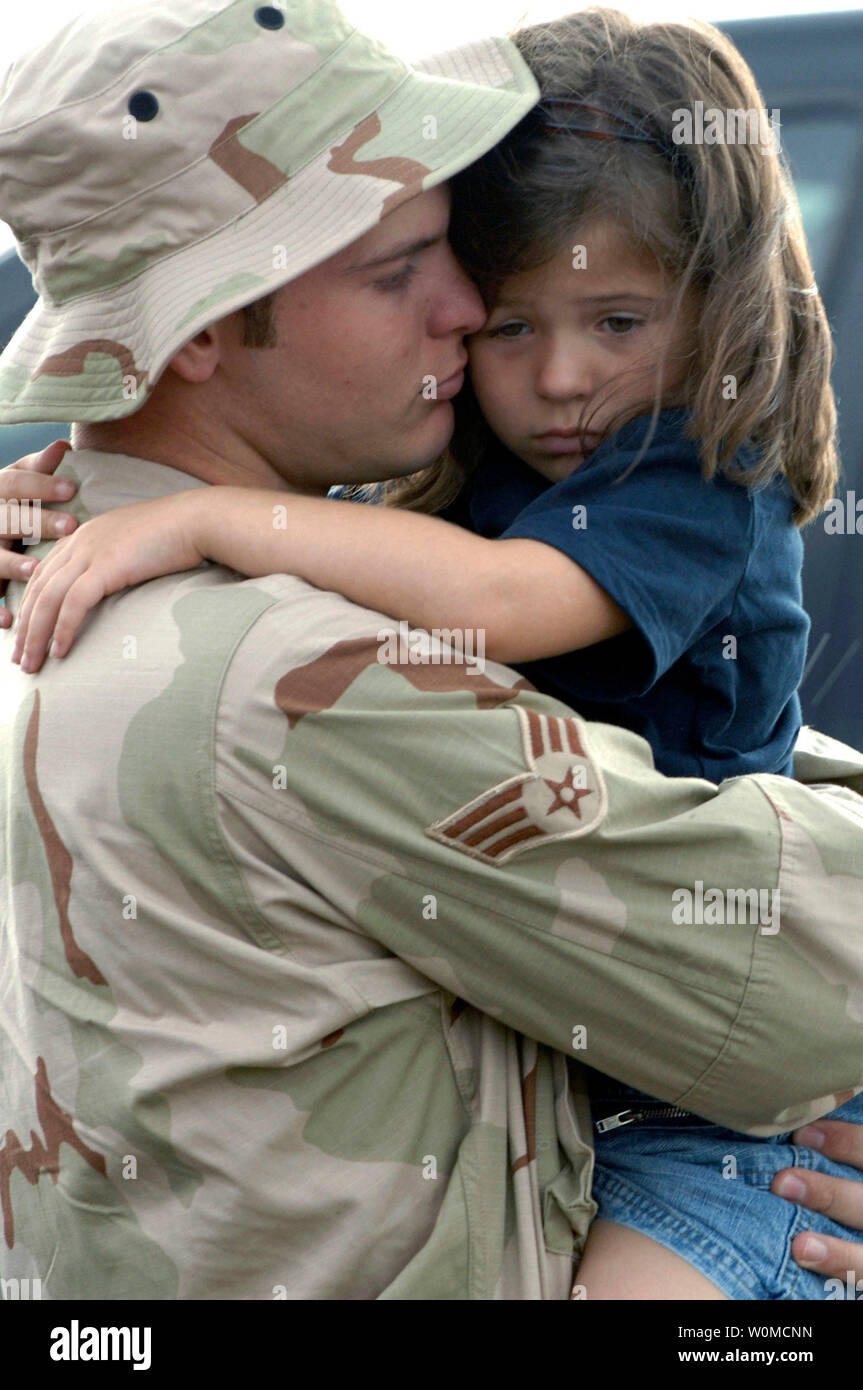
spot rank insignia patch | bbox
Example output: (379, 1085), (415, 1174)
(425, 706), (608, 865)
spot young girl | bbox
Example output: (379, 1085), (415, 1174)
(11, 10), (858, 1299)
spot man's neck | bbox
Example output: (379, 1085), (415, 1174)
(71, 409), (329, 497)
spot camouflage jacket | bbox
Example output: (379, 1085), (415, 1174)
(2, 449), (863, 1301)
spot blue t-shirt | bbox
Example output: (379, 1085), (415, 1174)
(437, 408), (808, 782)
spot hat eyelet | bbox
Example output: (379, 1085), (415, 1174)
(254, 6), (285, 29)
(127, 90), (159, 122)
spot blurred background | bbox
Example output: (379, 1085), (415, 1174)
(2, 2), (862, 747)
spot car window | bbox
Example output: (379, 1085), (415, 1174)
(780, 111), (862, 283)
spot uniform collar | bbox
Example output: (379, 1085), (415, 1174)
(53, 449), (210, 523)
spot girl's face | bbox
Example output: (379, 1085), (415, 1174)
(467, 218), (695, 482)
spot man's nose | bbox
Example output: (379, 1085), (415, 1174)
(534, 338), (599, 402)
(427, 244), (486, 339)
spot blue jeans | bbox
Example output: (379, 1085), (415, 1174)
(587, 1079), (863, 1300)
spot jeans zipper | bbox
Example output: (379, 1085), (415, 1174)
(594, 1103), (693, 1134)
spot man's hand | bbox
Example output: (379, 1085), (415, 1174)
(772, 1120), (863, 1285)
(0, 440), (79, 624)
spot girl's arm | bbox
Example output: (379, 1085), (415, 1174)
(195, 488), (631, 663)
(11, 485), (630, 673)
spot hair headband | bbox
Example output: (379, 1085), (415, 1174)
(539, 99), (675, 159)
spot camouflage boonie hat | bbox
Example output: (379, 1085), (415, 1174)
(0, 0), (538, 424)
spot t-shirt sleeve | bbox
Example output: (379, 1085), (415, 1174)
(499, 434), (755, 694)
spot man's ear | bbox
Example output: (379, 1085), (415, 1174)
(167, 319), (234, 384)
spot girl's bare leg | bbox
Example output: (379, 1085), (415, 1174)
(575, 1218), (730, 1299)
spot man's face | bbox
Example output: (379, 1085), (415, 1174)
(230, 187), (486, 489)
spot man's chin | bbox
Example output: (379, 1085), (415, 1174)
(373, 405), (454, 480)
(325, 407), (454, 487)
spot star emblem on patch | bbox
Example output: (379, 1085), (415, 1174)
(425, 705), (608, 864)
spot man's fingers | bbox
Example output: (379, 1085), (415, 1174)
(773, 1118), (863, 1286)
(0, 544), (39, 584)
(0, 471), (79, 543)
(773, 1166), (863, 1229)
(0, 469), (73, 500)
(790, 1229), (862, 1284)
(1, 446), (75, 499)
(36, 511), (79, 540)
(772, 1121), (863, 1233)
(12, 439), (72, 474)
(791, 1119), (863, 1170)
(0, 450), (76, 628)
(0, 505), (79, 542)
(0, 442), (78, 536)
(0, 543), (39, 618)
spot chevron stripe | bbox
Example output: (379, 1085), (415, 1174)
(426, 707), (607, 864)
(525, 708), (586, 764)
(484, 823), (545, 858)
(463, 804), (529, 847)
(441, 783), (524, 839)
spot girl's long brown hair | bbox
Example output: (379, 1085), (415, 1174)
(351, 8), (837, 526)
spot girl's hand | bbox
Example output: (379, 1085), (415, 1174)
(0, 440), (79, 623)
(11, 490), (206, 673)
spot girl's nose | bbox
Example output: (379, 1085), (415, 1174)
(534, 340), (599, 403)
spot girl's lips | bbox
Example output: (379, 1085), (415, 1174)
(534, 432), (601, 455)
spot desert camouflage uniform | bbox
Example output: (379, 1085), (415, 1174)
(2, 450), (863, 1300)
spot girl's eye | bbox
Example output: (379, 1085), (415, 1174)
(487, 320), (531, 340)
(601, 315), (643, 335)
(374, 263), (418, 293)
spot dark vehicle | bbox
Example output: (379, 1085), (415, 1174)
(2, 9), (862, 744)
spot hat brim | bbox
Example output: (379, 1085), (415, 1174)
(0, 36), (537, 424)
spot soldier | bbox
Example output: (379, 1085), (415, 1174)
(1, 0), (863, 1300)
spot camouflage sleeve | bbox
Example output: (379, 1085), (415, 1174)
(217, 591), (863, 1135)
